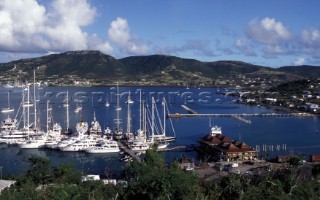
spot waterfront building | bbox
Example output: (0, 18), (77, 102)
(198, 126), (258, 162)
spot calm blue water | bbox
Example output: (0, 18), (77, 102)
(0, 86), (319, 177)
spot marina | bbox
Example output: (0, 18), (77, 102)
(0, 86), (319, 177)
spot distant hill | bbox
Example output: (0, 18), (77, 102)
(0, 50), (318, 86)
(278, 65), (320, 78)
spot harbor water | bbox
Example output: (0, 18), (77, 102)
(0, 86), (319, 177)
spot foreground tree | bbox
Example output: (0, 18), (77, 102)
(122, 149), (203, 199)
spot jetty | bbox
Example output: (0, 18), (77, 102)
(117, 142), (141, 164)
(181, 105), (198, 114)
(168, 112), (315, 119)
(157, 145), (189, 152)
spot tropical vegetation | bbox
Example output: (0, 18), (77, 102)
(1, 149), (320, 199)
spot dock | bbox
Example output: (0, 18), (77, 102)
(181, 105), (198, 114)
(157, 145), (189, 152)
(231, 115), (252, 124)
(117, 142), (141, 164)
(168, 112), (315, 119)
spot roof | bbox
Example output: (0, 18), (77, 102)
(0, 180), (16, 193)
(199, 133), (256, 153)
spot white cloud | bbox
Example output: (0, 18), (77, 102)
(0, 0), (47, 51)
(88, 34), (113, 54)
(153, 39), (216, 57)
(246, 17), (292, 45)
(293, 57), (305, 65)
(0, 0), (121, 56)
(234, 38), (256, 56)
(301, 28), (320, 46)
(108, 17), (148, 55)
(300, 28), (320, 57)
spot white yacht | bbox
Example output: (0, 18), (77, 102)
(0, 117), (18, 133)
(0, 129), (29, 144)
(19, 134), (47, 149)
(45, 123), (63, 148)
(104, 127), (112, 139)
(131, 140), (150, 152)
(60, 136), (100, 152)
(210, 125), (222, 136)
(89, 112), (102, 135)
(50, 136), (80, 149)
(76, 121), (89, 136)
(85, 140), (120, 153)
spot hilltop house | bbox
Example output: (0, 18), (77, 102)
(198, 126), (258, 162)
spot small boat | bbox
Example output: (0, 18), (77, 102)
(1, 108), (14, 113)
(105, 94), (110, 107)
(74, 104), (82, 113)
(1, 92), (14, 113)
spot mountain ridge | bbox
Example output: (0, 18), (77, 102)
(0, 50), (319, 86)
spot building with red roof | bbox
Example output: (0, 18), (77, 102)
(198, 126), (258, 161)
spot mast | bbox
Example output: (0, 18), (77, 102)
(151, 97), (155, 142)
(163, 97), (166, 136)
(22, 89), (26, 128)
(7, 92), (10, 109)
(139, 90), (142, 130)
(46, 100), (49, 133)
(126, 91), (131, 133)
(143, 101), (147, 142)
(64, 90), (70, 133)
(33, 70), (37, 131)
(27, 85), (30, 131)
(115, 82), (120, 130)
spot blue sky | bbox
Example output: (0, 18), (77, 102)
(0, 0), (320, 67)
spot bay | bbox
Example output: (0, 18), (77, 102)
(0, 86), (319, 177)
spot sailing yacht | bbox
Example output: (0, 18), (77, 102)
(130, 95), (150, 152)
(124, 91), (134, 140)
(44, 101), (63, 148)
(134, 90), (146, 142)
(148, 97), (176, 142)
(0, 88), (31, 144)
(19, 71), (47, 149)
(1, 92), (14, 113)
(113, 83), (123, 140)
(63, 91), (73, 135)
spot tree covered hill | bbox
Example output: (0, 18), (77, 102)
(0, 50), (318, 85)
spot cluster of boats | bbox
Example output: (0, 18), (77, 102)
(0, 75), (176, 155)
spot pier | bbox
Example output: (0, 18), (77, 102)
(181, 105), (198, 114)
(168, 112), (315, 119)
(117, 142), (141, 163)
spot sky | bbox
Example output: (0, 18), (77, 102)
(0, 0), (320, 67)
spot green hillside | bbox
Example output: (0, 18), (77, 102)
(0, 50), (318, 86)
